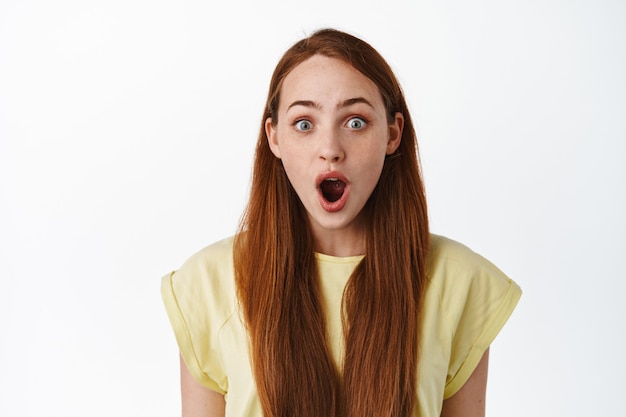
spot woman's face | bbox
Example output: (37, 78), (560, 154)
(266, 55), (403, 255)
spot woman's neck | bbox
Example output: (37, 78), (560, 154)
(311, 227), (365, 257)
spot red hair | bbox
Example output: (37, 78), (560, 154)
(234, 28), (429, 417)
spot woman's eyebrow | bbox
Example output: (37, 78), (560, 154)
(286, 97), (374, 111)
(287, 100), (321, 111)
(339, 97), (374, 109)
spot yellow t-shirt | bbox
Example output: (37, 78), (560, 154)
(161, 234), (521, 416)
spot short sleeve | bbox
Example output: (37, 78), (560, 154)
(428, 236), (522, 398)
(160, 238), (237, 394)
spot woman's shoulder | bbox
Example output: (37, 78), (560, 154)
(429, 234), (487, 265)
(178, 235), (236, 273)
(428, 234), (504, 277)
(164, 235), (237, 307)
(426, 234), (520, 296)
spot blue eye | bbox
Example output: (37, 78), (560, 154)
(347, 117), (366, 129)
(295, 120), (313, 131)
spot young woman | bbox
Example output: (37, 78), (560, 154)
(162, 29), (521, 417)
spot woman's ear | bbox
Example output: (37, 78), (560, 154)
(265, 117), (281, 159)
(386, 112), (404, 155)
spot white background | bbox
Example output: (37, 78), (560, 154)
(1, 0), (624, 416)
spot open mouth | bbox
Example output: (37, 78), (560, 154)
(320, 178), (346, 203)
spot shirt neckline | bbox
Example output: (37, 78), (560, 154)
(314, 252), (365, 264)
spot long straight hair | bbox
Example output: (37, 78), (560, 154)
(234, 29), (429, 417)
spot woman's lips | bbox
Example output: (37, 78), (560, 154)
(316, 172), (350, 212)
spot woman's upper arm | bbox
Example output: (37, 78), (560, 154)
(440, 348), (490, 417)
(180, 354), (226, 417)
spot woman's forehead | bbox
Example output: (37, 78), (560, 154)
(278, 55), (384, 112)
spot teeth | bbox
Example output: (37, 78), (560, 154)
(326, 178), (338, 181)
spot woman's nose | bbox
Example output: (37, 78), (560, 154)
(319, 130), (345, 162)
